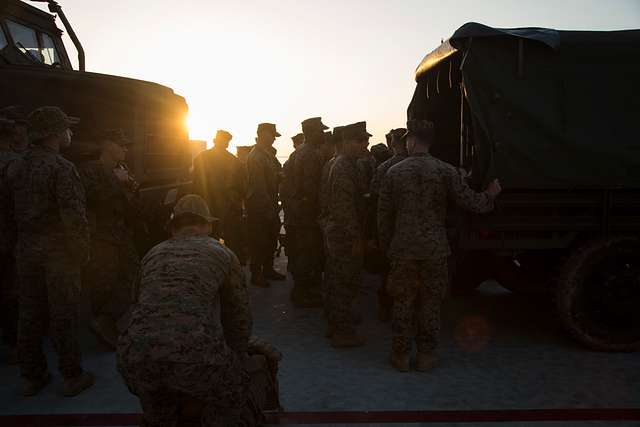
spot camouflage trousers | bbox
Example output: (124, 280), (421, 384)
(0, 252), (18, 346)
(118, 353), (275, 427)
(16, 255), (83, 379)
(290, 225), (324, 290)
(324, 246), (363, 335)
(247, 216), (280, 275)
(83, 238), (139, 322)
(387, 257), (448, 354)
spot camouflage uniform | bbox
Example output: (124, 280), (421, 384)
(13, 108), (89, 380)
(378, 152), (495, 354)
(79, 159), (140, 323)
(323, 155), (365, 335)
(246, 143), (281, 278)
(117, 235), (266, 427)
(0, 118), (21, 349)
(193, 145), (246, 260)
(280, 148), (298, 271)
(289, 132), (326, 295)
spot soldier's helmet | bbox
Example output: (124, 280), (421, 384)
(28, 106), (79, 141)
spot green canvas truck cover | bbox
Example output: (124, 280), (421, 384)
(409, 22), (640, 189)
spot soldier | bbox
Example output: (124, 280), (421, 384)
(79, 129), (140, 349)
(117, 195), (281, 427)
(13, 107), (94, 396)
(0, 115), (21, 364)
(289, 117), (329, 308)
(280, 133), (305, 273)
(378, 119), (501, 372)
(246, 123), (285, 288)
(324, 122), (371, 347)
(0, 106), (29, 153)
(370, 143), (392, 167)
(370, 128), (407, 321)
(193, 129), (246, 262)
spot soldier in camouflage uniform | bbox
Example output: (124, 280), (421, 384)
(378, 119), (501, 372)
(117, 195), (280, 427)
(79, 129), (140, 349)
(370, 128), (407, 321)
(0, 115), (21, 364)
(13, 107), (95, 396)
(289, 117), (330, 308)
(193, 129), (246, 262)
(246, 123), (285, 288)
(323, 122), (371, 348)
(0, 105), (29, 153)
(280, 133), (304, 273)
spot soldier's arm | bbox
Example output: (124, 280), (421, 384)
(446, 165), (495, 213)
(55, 164), (90, 264)
(377, 173), (395, 254)
(331, 167), (360, 241)
(221, 251), (253, 354)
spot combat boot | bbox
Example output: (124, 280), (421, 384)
(63, 371), (95, 397)
(23, 372), (51, 397)
(90, 315), (118, 350)
(389, 351), (410, 372)
(330, 331), (365, 348)
(416, 351), (439, 372)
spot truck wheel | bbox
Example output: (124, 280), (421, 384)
(556, 237), (640, 352)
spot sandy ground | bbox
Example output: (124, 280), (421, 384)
(0, 254), (638, 426)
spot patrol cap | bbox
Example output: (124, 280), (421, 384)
(257, 122), (281, 137)
(170, 194), (218, 224)
(101, 128), (132, 146)
(390, 127), (407, 144)
(331, 126), (345, 144)
(28, 106), (79, 140)
(0, 106), (28, 124)
(371, 143), (391, 161)
(301, 117), (329, 133)
(405, 119), (434, 141)
(342, 121), (372, 141)
(291, 133), (305, 146)
(214, 129), (233, 144)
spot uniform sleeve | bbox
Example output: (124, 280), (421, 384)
(56, 164), (90, 264)
(445, 166), (495, 213)
(220, 252), (252, 354)
(370, 165), (384, 199)
(377, 171), (395, 255)
(330, 166), (360, 242)
(78, 164), (102, 207)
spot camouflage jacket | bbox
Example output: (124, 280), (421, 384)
(323, 155), (366, 255)
(120, 235), (251, 364)
(246, 144), (281, 221)
(318, 156), (336, 229)
(280, 149), (297, 226)
(0, 145), (21, 253)
(192, 147), (246, 222)
(12, 145), (89, 264)
(290, 142), (325, 227)
(79, 160), (138, 245)
(370, 153), (407, 199)
(378, 153), (494, 259)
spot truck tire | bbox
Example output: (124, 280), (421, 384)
(556, 236), (640, 352)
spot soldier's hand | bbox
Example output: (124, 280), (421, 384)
(486, 179), (502, 198)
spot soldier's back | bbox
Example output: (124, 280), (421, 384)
(0, 149), (21, 253)
(122, 235), (235, 364)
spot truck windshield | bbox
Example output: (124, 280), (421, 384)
(6, 19), (59, 65)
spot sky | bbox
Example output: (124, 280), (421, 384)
(31, 0), (640, 158)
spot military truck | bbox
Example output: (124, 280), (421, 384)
(0, 0), (192, 249)
(409, 23), (640, 351)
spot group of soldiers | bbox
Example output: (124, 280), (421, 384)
(0, 105), (144, 398)
(0, 103), (502, 425)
